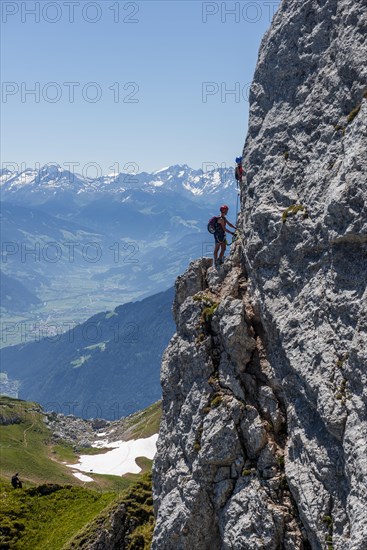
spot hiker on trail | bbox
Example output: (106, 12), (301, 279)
(11, 473), (22, 489)
(213, 205), (236, 267)
(235, 157), (243, 184)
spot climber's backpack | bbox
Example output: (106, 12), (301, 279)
(207, 216), (219, 234)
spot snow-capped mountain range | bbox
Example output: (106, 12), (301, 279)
(1, 163), (239, 346)
(0, 164), (237, 205)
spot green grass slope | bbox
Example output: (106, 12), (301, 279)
(0, 396), (161, 549)
(123, 400), (162, 440)
(0, 396), (162, 489)
(0, 396), (76, 487)
(0, 481), (115, 550)
(65, 473), (154, 550)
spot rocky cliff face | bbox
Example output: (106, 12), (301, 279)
(152, 0), (367, 549)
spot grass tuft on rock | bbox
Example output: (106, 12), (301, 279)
(281, 204), (308, 224)
(347, 104), (361, 123)
(210, 394), (223, 409)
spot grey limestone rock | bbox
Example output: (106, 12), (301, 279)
(153, 0), (366, 548)
(241, 0), (367, 547)
(153, 252), (303, 549)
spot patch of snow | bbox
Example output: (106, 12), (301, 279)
(183, 182), (203, 195)
(0, 173), (15, 185)
(93, 439), (109, 448)
(72, 471), (94, 482)
(10, 173), (36, 187)
(153, 167), (169, 175)
(68, 434), (158, 476)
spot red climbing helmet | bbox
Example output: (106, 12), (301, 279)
(220, 205), (229, 213)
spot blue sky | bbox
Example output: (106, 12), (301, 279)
(1, 0), (280, 174)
